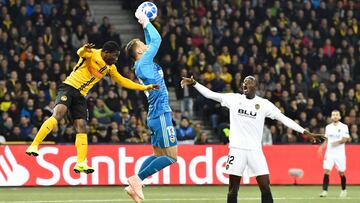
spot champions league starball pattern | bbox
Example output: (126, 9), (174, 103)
(138, 1), (158, 21)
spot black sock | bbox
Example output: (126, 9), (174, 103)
(261, 192), (273, 203)
(341, 175), (346, 190)
(227, 193), (237, 203)
(323, 174), (329, 191)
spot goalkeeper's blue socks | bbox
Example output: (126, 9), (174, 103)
(139, 155), (157, 172)
(138, 156), (176, 180)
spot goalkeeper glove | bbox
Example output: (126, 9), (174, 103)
(135, 9), (150, 28)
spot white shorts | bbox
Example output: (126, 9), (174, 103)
(323, 154), (346, 172)
(224, 148), (269, 177)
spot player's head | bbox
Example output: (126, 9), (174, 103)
(125, 38), (147, 61)
(243, 75), (257, 98)
(101, 41), (120, 65)
(331, 110), (341, 123)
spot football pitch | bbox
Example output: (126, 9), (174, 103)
(1, 185), (360, 203)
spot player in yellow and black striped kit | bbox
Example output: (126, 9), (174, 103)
(26, 41), (159, 173)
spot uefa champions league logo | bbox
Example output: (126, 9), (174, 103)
(0, 146), (30, 186)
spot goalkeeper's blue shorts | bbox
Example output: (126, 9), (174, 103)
(147, 112), (177, 148)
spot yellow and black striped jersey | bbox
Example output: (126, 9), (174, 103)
(63, 46), (148, 96)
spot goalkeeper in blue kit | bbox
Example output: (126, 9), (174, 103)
(124, 9), (178, 203)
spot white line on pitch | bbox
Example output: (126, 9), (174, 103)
(0, 197), (356, 203)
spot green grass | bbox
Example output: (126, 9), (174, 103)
(0, 185), (359, 203)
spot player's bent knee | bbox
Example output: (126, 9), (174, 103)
(53, 104), (68, 121)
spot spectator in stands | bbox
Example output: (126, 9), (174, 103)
(0, 93), (11, 112)
(61, 126), (75, 143)
(195, 132), (209, 144)
(93, 99), (114, 125)
(105, 90), (120, 112)
(19, 116), (33, 140)
(350, 124), (359, 143)
(71, 24), (87, 48)
(1, 116), (13, 139)
(27, 127), (38, 142)
(176, 117), (196, 144)
(96, 126), (109, 143)
(139, 129), (150, 143)
(32, 108), (44, 129)
(118, 107), (130, 127)
(20, 98), (35, 118)
(281, 128), (297, 144)
(8, 126), (22, 141)
(176, 68), (195, 118)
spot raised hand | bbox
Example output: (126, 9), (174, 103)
(84, 43), (95, 51)
(181, 76), (197, 88)
(135, 9), (150, 28)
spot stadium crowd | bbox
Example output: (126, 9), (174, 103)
(0, 0), (359, 145)
(149, 0), (360, 144)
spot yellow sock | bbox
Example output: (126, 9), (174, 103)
(75, 133), (88, 163)
(32, 116), (58, 146)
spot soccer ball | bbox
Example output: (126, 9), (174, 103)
(138, 1), (158, 21)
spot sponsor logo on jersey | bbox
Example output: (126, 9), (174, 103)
(78, 77), (96, 92)
(237, 108), (257, 118)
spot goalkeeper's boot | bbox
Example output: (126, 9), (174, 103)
(319, 190), (328, 197)
(125, 186), (141, 203)
(25, 145), (39, 156)
(73, 161), (94, 174)
(128, 175), (144, 200)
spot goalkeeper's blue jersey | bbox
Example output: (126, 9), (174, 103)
(134, 23), (171, 119)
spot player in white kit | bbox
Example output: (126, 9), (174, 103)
(318, 110), (351, 198)
(181, 76), (325, 203)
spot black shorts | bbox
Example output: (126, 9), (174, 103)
(55, 83), (88, 120)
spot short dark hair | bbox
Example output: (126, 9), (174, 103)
(125, 39), (140, 60)
(244, 75), (258, 86)
(102, 41), (120, 53)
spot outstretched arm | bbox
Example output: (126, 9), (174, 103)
(135, 10), (161, 61)
(109, 67), (159, 91)
(271, 108), (326, 143)
(273, 113), (305, 134)
(181, 76), (223, 103)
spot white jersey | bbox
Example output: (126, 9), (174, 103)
(325, 122), (349, 157)
(220, 93), (281, 150)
